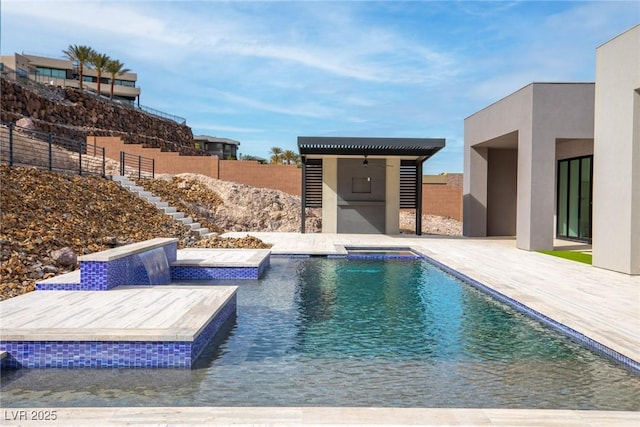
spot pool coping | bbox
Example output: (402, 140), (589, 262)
(78, 237), (179, 262)
(0, 286), (238, 368)
(0, 286), (237, 341)
(418, 252), (640, 374)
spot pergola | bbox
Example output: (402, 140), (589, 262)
(298, 136), (445, 235)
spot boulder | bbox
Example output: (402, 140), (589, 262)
(15, 117), (35, 130)
(51, 247), (77, 267)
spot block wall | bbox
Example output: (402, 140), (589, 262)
(91, 136), (219, 177)
(219, 160), (301, 195)
(422, 174), (463, 221)
(93, 136), (462, 219)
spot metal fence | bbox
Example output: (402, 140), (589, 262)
(0, 122), (154, 180)
(120, 151), (155, 179)
(0, 122), (107, 177)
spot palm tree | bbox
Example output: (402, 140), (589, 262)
(62, 44), (96, 90)
(89, 52), (111, 97)
(269, 146), (283, 164)
(105, 59), (130, 100)
(282, 149), (298, 165)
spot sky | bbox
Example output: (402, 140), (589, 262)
(1, 1), (638, 173)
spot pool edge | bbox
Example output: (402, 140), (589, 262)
(419, 252), (640, 375)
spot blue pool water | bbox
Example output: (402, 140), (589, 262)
(1, 257), (639, 409)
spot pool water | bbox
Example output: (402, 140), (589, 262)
(1, 257), (639, 409)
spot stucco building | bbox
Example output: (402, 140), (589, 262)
(463, 25), (639, 275)
(0, 53), (140, 103)
(193, 135), (240, 159)
(298, 137), (445, 235)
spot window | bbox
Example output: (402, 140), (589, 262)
(557, 155), (592, 242)
(114, 79), (135, 87)
(36, 67), (66, 79)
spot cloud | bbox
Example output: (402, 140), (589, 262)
(3, 0), (637, 174)
(2, 1), (193, 48)
(455, 0), (524, 18)
(188, 122), (263, 135)
(3, 1), (459, 85)
(463, 1), (640, 104)
(203, 88), (341, 119)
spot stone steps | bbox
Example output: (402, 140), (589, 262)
(111, 175), (214, 237)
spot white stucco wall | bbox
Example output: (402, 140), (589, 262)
(593, 25), (640, 274)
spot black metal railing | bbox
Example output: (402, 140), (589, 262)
(136, 105), (186, 125)
(0, 122), (106, 177)
(120, 151), (154, 179)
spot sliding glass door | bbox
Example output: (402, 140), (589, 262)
(557, 155), (592, 242)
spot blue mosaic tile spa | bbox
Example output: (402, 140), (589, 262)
(1, 238), (266, 369)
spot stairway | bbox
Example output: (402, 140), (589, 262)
(111, 175), (216, 238)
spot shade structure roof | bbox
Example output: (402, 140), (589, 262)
(298, 136), (445, 161)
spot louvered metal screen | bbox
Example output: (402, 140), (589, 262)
(304, 159), (322, 208)
(400, 160), (417, 209)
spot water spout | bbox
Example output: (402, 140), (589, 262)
(138, 247), (171, 285)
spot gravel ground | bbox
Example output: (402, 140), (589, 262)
(399, 210), (462, 236)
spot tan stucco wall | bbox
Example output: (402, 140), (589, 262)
(487, 149), (518, 236)
(593, 25), (640, 274)
(385, 158), (400, 234)
(464, 84), (533, 240)
(464, 83), (594, 250)
(322, 157), (338, 233)
(556, 138), (594, 160)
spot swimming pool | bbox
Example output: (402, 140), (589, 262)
(1, 257), (639, 409)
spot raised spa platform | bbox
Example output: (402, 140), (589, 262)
(1, 239), (271, 369)
(172, 248), (271, 280)
(36, 240), (271, 291)
(36, 238), (179, 291)
(0, 286), (236, 368)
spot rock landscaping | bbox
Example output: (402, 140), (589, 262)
(0, 165), (461, 300)
(1, 78), (201, 155)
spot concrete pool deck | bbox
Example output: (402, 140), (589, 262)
(1, 407), (638, 426)
(2, 234), (638, 425)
